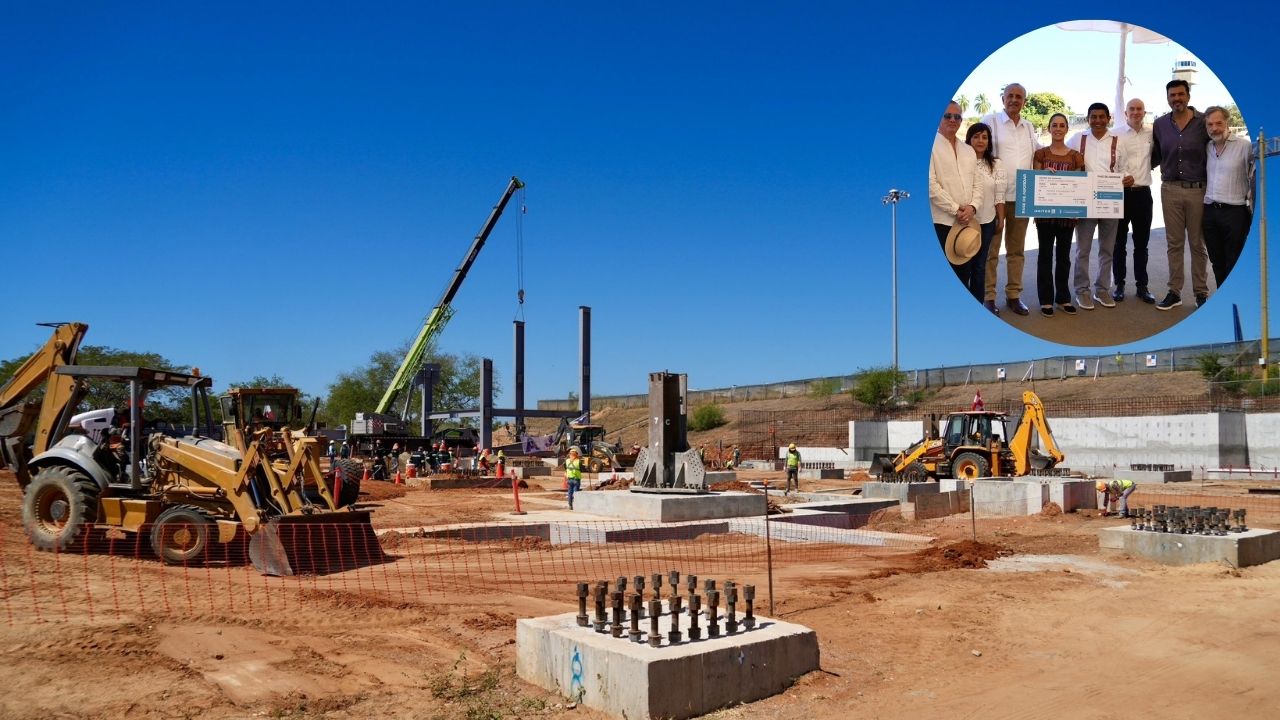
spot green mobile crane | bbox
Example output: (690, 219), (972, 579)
(355, 176), (525, 439)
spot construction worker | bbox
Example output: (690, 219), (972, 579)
(732, 445), (741, 469)
(565, 447), (583, 510)
(785, 443), (801, 495)
(479, 448), (492, 474)
(1098, 478), (1136, 517)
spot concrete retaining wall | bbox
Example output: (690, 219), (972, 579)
(1245, 413), (1280, 468)
(915, 490), (970, 520)
(848, 422), (888, 461)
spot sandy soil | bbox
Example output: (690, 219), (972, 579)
(3, 468), (1279, 719)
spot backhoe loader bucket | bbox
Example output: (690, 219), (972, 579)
(248, 511), (385, 576)
(869, 453), (899, 478)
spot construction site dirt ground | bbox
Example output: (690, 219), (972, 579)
(3, 468), (1280, 719)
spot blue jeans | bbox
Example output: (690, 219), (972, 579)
(567, 479), (581, 509)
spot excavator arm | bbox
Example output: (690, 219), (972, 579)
(1009, 390), (1065, 475)
(0, 323), (89, 486)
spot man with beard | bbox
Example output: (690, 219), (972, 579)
(1151, 79), (1210, 310)
(1202, 106), (1254, 289)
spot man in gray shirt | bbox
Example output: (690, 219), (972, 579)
(1202, 105), (1254, 289)
(1151, 79), (1210, 310)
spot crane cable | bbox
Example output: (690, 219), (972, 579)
(514, 184), (527, 321)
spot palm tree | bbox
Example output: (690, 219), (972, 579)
(956, 94), (970, 115)
(975, 93), (991, 116)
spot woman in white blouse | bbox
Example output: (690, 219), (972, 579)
(963, 123), (1006, 303)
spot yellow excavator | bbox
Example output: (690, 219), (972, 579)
(870, 390), (1065, 481)
(0, 323), (379, 575)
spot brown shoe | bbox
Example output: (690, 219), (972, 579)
(1006, 297), (1030, 316)
(983, 299), (1001, 316)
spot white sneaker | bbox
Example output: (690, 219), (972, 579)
(1076, 293), (1095, 310)
(1093, 292), (1115, 308)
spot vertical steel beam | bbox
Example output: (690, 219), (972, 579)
(480, 358), (493, 452)
(514, 321), (525, 437)
(579, 306), (591, 423)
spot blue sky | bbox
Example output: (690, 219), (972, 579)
(3, 3), (1277, 409)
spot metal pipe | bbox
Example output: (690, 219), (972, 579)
(629, 594), (643, 643)
(726, 584), (738, 634)
(649, 600), (662, 648)
(706, 590), (720, 638)
(744, 585), (756, 630)
(577, 582), (589, 627)
(610, 591), (624, 638)
(688, 593), (701, 641)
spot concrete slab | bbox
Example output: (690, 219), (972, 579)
(513, 465), (552, 478)
(860, 481), (941, 503)
(552, 522), (730, 545)
(1120, 469), (1193, 483)
(574, 491), (765, 522)
(1098, 526), (1280, 567)
(787, 499), (898, 517)
(705, 471), (737, 483)
(727, 517), (933, 547)
(517, 609), (819, 720)
(1205, 469), (1280, 482)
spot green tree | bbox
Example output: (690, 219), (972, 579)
(975, 93), (991, 116)
(956, 94), (969, 114)
(0, 343), (191, 423)
(323, 343), (494, 431)
(1223, 103), (1245, 128)
(849, 366), (909, 412)
(1022, 92), (1070, 130)
(688, 404), (727, 432)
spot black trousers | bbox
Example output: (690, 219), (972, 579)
(1113, 186), (1153, 290)
(1035, 220), (1074, 306)
(936, 222), (991, 303)
(1202, 202), (1251, 288)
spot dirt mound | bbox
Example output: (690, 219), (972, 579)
(710, 480), (759, 492)
(598, 475), (634, 490)
(867, 540), (1010, 579)
(379, 530), (407, 549)
(463, 611), (517, 632)
(849, 470), (872, 482)
(1041, 502), (1063, 517)
(361, 481), (409, 501)
(508, 536), (550, 551)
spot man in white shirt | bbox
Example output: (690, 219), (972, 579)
(979, 83), (1040, 316)
(1067, 103), (1128, 310)
(1111, 99), (1156, 304)
(929, 101), (980, 252)
(1202, 105), (1254, 290)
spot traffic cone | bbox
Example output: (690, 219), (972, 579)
(362, 465), (370, 483)
(395, 470), (403, 485)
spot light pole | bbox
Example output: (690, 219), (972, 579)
(882, 189), (910, 400)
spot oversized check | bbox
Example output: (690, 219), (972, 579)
(1014, 169), (1124, 219)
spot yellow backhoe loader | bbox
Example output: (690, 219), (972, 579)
(0, 323), (379, 575)
(870, 390), (1065, 481)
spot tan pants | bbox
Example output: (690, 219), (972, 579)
(985, 202), (1029, 301)
(1160, 182), (1210, 296)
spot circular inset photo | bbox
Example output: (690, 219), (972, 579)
(928, 20), (1250, 346)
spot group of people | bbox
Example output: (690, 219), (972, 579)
(931, 80), (1253, 319)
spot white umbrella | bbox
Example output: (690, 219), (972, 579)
(1055, 20), (1171, 117)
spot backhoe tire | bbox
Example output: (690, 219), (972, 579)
(952, 452), (990, 480)
(332, 458), (363, 507)
(902, 462), (928, 483)
(588, 457), (604, 474)
(151, 505), (214, 565)
(23, 465), (100, 552)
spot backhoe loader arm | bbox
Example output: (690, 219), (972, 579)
(1009, 390), (1065, 475)
(0, 323), (89, 483)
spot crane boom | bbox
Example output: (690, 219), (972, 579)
(375, 176), (525, 414)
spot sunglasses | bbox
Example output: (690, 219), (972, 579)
(942, 113), (963, 121)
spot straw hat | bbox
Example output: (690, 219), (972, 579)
(945, 220), (981, 265)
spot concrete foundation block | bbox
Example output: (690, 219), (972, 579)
(517, 610), (819, 720)
(938, 479), (968, 492)
(513, 465), (552, 478)
(914, 490), (970, 520)
(705, 471), (737, 483)
(1044, 479), (1097, 512)
(551, 522), (729, 545)
(799, 468), (843, 480)
(860, 481), (941, 503)
(1120, 469), (1193, 483)
(971, 479), (1048, 516)
(574, 491), (766, 522)
(1099, 526), (1280, 567)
